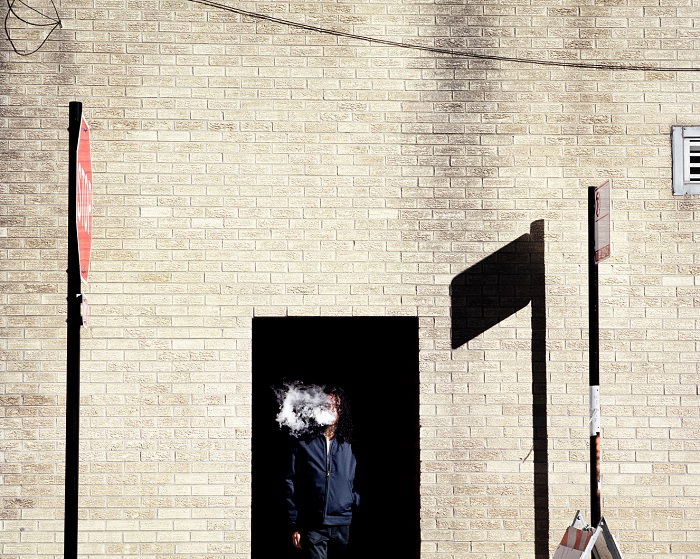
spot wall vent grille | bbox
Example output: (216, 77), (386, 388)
(687, 139), (700, 183)
(672, 126), (700, 195)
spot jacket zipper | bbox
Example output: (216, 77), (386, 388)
(323, 437), (331, 520)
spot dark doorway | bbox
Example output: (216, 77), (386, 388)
(252, 316), (420, 559)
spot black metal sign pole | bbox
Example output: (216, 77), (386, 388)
(588, 186), (602, 527)
(65, 101), (82, 559)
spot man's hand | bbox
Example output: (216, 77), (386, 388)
(291, 531), (301, 549)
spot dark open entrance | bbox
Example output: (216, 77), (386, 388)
(252, 316), (420, 559)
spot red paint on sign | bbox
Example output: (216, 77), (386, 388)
(594, 180), (610, 263)
(76, 114), (93, 281)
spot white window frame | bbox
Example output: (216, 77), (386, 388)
(672, 126), (700, 195)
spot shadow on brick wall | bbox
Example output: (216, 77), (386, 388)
(450, 219), (548, 559)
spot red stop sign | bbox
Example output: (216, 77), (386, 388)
(76, 114), (92, 282)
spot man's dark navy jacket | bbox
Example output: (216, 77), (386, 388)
(285, 434), (360, 529)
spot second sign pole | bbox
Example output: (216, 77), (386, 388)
(588, 185), (602, 527)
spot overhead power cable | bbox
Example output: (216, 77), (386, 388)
(186, 0), (700, 73)
(4, 0), (61, 56)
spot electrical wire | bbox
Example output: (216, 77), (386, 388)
(14, 0), (56, 23)
(4, 0), (61, 56)
(186, 0), (700, 73)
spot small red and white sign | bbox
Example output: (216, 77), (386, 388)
(553, 526), (593, 559)
(594, 180), (610, 263)
(76, 113), (93, 281)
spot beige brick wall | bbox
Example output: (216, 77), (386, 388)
(2, 0), (700, 557)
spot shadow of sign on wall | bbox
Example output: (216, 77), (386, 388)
(450, 220), (548, 559)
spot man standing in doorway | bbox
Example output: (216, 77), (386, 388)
(285, 386), (360, 559)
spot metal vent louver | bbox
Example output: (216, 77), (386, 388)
(686, 139), (700, 182)
(672, 126), (700, 195)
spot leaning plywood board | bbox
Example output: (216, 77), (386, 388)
(553, 515), (622, 559)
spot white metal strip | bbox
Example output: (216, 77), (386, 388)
(589, 385), (600, 436)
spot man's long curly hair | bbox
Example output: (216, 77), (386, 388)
(325, 385), (353, 443)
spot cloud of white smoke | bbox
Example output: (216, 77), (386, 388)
(275, 382), (337, 437)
